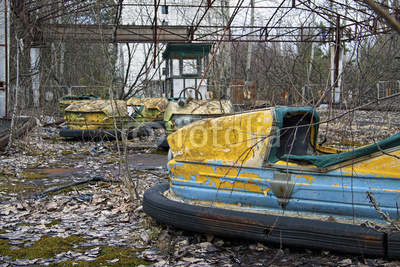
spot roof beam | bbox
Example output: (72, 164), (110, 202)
(40, 24), (190, 43)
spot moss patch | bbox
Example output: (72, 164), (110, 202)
(0, 235), (84, 260)
(151, 149), (168, 155)
(0, 235), (150, 266)
(20, 171), (47, 179)
(0, 181), (38, 195)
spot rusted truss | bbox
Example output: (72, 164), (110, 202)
(36, 22), (392, 44)
(9, 0), (400, 44)
(40, 24), (190, 43)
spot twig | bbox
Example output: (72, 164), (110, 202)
(37, 176), (120, 196)
(366, 191), (400, 232)
(374, 141), (400, 160)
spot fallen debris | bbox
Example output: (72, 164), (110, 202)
(0, 110), (399, 266)
(38, 175), (120, 196)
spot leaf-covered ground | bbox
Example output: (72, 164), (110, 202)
(0, 108), (400, 266)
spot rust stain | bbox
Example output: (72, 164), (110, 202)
(196, 212), (264, 226)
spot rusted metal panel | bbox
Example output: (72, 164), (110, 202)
(230, 79), (245, 105)
(43, 24), (190, 43)
(229, 79), (258, 105)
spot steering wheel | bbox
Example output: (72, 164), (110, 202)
(129, 104), (144, 118)
(178, 87), (203, 100)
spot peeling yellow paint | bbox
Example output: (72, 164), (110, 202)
(168, 109), (274, 168)
(294, 183), (312, 186)
(196, 172), (208, 185)
(126, 97), (168, 112)
(273, 160), (308, 166)
(198, 170), (261, 180)
(316, 144), (348, 154)
(169, 161), (265, 194)
(216, 179), (263, 193)
(382, 189), (400, 193)
(263, 188), (270, 196)
(64, 100), (129, 129)
(302, 175), (315, 184)
(343, 151), (400, 178)
(164, 100), (233, 121)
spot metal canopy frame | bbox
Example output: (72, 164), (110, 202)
(8, 0), (400, 44)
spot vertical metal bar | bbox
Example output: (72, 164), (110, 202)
(0, 0), (9, 117)
(332, 15), (341, 105)
(153, 0), (158, 68)
(245, 0), (254, 83)
(4, 0), (7, 117)
(300, 27), (303, 42)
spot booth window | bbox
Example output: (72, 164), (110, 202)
(182, 56), (197, 76)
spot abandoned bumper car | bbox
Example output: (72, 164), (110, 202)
(156, 88), (234, 149)
(143, 106), (400, 259)
(58, 93), (101, 114)
(59, 98), (167, 140)
(126, 97), (169, 130)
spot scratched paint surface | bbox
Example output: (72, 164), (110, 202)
(168, 109), (274, 168)
(342, 150), (400, 178)
(64, 100), (129, 130)
(164, 100), (233, 121)
(167, 108), (400, 224)
(168, 159), (275, 210)
(169, 159), (400, 223)
(126, 97), (168, 122)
